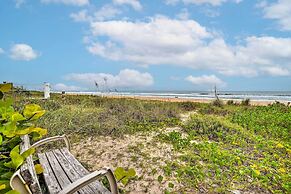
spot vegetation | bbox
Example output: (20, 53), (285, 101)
(0, 84), (47, 194)
(8, 92), (291, 193)
(16, 95), (184, 137)
(160, 110), (290, 193)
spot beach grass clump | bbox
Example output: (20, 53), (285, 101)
(241, 98), (251, 106)
(28, 95), (183, 137)
(212, 98), (223, 107)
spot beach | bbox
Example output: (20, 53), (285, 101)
(106, 94), (287, 106)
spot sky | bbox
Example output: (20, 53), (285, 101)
(0, 0), (291, 91)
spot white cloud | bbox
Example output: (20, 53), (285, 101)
(261, 67), (290, 76)
(165, 0), (242, 6)
(176, 8), (190, 20)
(53, 83), (81, 91)
(41, 0), (89, 6)
(185, 75), (226, 87)
(15, 0), (25, 8)
(86, 16), (291, 77)
(70, 10), (90, 22)
(113, 0), (142, 11)
(201, 7), (220, 17)
(0, 48), (4, 54)
(65, 69), (154, 88)
(10, 44), (39, 61)
(71, 5), (121, 22)
(165, 0), (180, 5)
(261, 0), (291, 31)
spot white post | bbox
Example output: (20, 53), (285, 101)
(44, 82), (50, 99)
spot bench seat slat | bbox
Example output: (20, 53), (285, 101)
(45, 151), (72, 190)
(38, 153), (62, 194)
(60, 148), (111, 194)
(52, 149), (96, 194)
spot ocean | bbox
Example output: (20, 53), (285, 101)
(68, 91), (291, 102)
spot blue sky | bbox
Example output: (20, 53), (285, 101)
(0, 0), (291, 91)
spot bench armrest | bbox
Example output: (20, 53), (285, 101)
(31, 135), (71, 151)
(59, 167), (118, 194)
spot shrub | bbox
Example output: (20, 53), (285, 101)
(212, 99), (223, 107)
(226, 100), (235, 105)
(241, 98), (250, 106)
(0, 85), (47, 193)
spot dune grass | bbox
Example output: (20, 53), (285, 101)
(13, 94), (291, 193)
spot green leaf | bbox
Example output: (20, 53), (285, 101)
(114, 167), (125, 181)
(11, 113), (25, 122)
(127, 168), (136, 177)
(0, 135), (2, 146)
(168, 182), (174, 188)
(10, 145), (24, 169)
(114, 167), (136, 186)
(0, 83), (13, 93)
(0, 184), (6, 190)
(121, 177), (129, 186)
(14, 127), (30, 135)
(23, 104), (45, 120)
(0, 172), (14, 179)
(2, 122), (17, 138)
(34, 164), (44, 175)
(4, 161), (14, 169)
(21, 148), (35, 159)
(5, 190), (20, 194)
(158, 175), (163, 183)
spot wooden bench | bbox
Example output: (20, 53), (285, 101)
(10, 135), (118, 194)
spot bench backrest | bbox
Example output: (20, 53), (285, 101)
(10, 135), (42, 194)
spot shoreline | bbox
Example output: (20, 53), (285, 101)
(106, 95), (288, 106)
(61, 92), (290, 106)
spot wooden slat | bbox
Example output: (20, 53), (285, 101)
(38, 153), (62, 194)
(20, 135), (42, 194)
(53, 149), (96, 194)
(60, 148), (111, 194)
(45, 151), (72, 189)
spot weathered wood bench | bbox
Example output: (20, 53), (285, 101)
(10, 135), (118, 194)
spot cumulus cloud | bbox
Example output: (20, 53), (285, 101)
(165, 0), (242, 6)
(261, 0), (291, 31)
(70, 5), (121, 22)
(41, 0), (89, 6)
(65, 69), (154, 88)
(10, 44), (39, 61)
(185, 75), (226, 87)
(113, 0), (142, 11)
(85, 16), (291, 77)
(53, 83), (81, 91)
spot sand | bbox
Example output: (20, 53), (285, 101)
(105, 94), (289, 106)
(71, 112), (198, 194)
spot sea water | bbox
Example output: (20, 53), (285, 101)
(69, 91), (291, 102)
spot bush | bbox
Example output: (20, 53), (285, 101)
(226, 100), (235, 105)
(241, 98), (250, 106)
(212, 99), (223, 107)
(0, 86), (47, 193)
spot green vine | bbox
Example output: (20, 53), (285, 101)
(0, 83), (47, 194)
